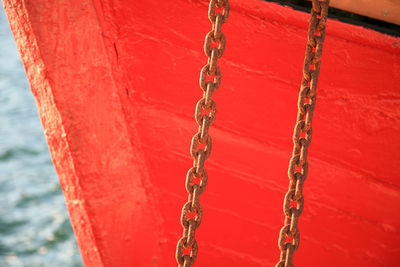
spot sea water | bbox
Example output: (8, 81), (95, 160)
(0, 4), (83, 267)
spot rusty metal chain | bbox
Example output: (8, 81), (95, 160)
(276, 1), (329, 267)
(176, 0), (229, 266)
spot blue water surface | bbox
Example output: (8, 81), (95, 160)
(0, 4), (83, 267)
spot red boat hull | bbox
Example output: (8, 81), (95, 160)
(4, 0), (400, 266)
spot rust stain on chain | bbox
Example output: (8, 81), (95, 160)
(176, 0), (229, 266)
(276, 1), (330, 267)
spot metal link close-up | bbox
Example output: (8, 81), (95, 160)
(276, 1), (330, 266)
(176, 0), (229, 266)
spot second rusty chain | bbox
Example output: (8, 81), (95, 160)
(276, 1), (330, 267)
(175, 0), (229, 266)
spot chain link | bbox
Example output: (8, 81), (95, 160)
(176, 0), (229, 266)
(276, 1), (329, 266)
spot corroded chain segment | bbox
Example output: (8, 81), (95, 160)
(276, 1), (329, 267)
(176, 0), (229, 266)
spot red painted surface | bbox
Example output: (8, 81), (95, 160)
(3, 0), (400, 266)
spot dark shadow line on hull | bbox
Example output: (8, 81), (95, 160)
(264, 0), (400, 37)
